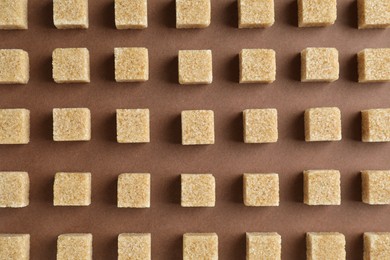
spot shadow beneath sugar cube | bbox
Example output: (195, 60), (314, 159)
(102, 176), (118, 207)
(287, 53), (301, 82)
(160, 0), (176, 28)
(284, 172), (303, 203)
(225, 1), (238, 28)
(101, 112), (117, 143)
(346, 172), (362, 202)
(99, 2), (116, 29)
(165, 114), (182, 144)
(165, 175), (181, 205)
(164, 234), (182, 259)
(228, 112), (243, 143)
(96, 235), (117, 260)
(343, 54), (358, 83)
(348, 233), (363, 260)
(225, 54), (239, 83)
(225, 233), (246, 260)
(35, 113), (53, 141)
(344, 0), (358, 29)
(38, 1), (54, 29)
(345, 112), (361, 141)
(287, 111), (305, 141)
(287, 233), (306, 259)
(38, 174), (54, 204)
(282, 0), (298, 27)
(161, 56), (179, 85)
(41, 56), (54, 83)
(228, 175), (243, 204)
(103, 54), (115, 82)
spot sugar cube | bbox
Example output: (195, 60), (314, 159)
(118, 233), (151, 260)
(243, 173), (279, 206)
(358, 48), (390, 83)
(114, 47), (149, 82)
(183, 233), (218, 260)
(176, 0), (210, 28)
(306, 232), (346, 260)
(57, 234), (92, 260)
(181, 174), (215, 207)
(0, 109), (30, 144)
(0, 0), (27, 29)
(53, 172), (91, 206)
(304, 170), (341, 205)
(181, 110), (214, 145)
(362, 170), (390, 205)
(358, 0), (390, 29)
(178, 50), (212, 84)
(364, 232), (390, 259)
(304, 107), (342, 142)
(116, 109), (150, 143)
(0, 49), (29, 84)
(0, 234), (29, 260)
(361, 109), (390, 142)
(0, 172), (29, 208)
(298, 0), (337, 27)
(53, 0), (89, 29)
(239, 49), (276, 83)
(117, 173), (150, 208)
(238, 0), (274, 28)
(52, 48), (90, 83)
(53, 108), (91, 141)
(246, 232), (281, 260)
(243, 109), (278, 143)
(115, 0), (147, 29)
(301, 48), (339, 82)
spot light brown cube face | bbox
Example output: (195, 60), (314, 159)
(0, 172), (29, 208)
(301, 48), (339, 82)
(239, 49), (276, 83)
(0, 49), (29, 84)
(53, 108), (91, 141)
(52, 48), (90, 83)
(116, 109), (150, 143)
(358, 49), (390, 83)
(304, 107), (342, 142)
(306, 233), (346, 260)
(53, 172), (91, 206)
(362, 109), (390, 142)
(176, 0), (210, 28)
(246, 232), (281, 260)
(0, 0), (27, 29)
(115, 48), (149, 82)
(181, 174), (215, 207)
(0, 109), (30, 144)
(358, 0), (390, 29)
(243, 173), (279, 206)
(53, 0), (89, 29)
(364, 232), (390, 259)
(304, 170), (341, 205)
(298, 0), (337, 27)
(362, 170), (390, 205)
(181, 110), (215, 145)
(178, 50), (213, 84)
(183, 233), (218, 260)
(115, 0), (147, 29)
(0, 234), (30, 260)
(57, 234), (92, 260)
(117, 173), (150, 208)
(243, 109), (278, 143)
(118, 233), (151, 260)
(238, 0), (274, 28)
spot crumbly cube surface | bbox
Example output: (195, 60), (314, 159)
(52, 48), (90, 83)
(183, 233), (218, 260)
(364, 232), (390, 259)
(57, 234), (92, 260)
(0, 109), (30, 144)
(0, 234), (30, 260)
(243, 109), (278, 143)
(53, 172), (91, 206)
(176, 0), (210, 28)
(53, 0), (89, 29)
(362, 109), (390, 142)
(298, 0), (337, 27)
(117, 173), (150, 208)
(115, 47), (149, 82)
(358, 49), (390, 83)
(118, 233), (151, 260)
(181, 110), (215, 145)
(306, 232), (346, 260)
(181, 174), (215, 207)
(358, 0), (390, 29)
(178, 50), (213, 84)
(239, 49), (276, 83)
(116, 109), (150, 143)
(362, 170), (390, 204)
(0, 172), (29, 208)
(301, 48), (339, 82)
(304, 107), (342, 142)
(115, 0), (147, 29)
(0, 49), (29, 84)
(246, 232), (281, 260)
(0, 0), (27, 29)
(238, 0), (274, 28)
(53, 108), (91, 141)
(304, 170), (341, 205)
(243, 173), (279, 206)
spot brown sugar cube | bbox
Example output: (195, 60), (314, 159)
(307, 232), (346, 260)
(358, 49), (390, 83)
(243, 109), (278, 143)
(0, 234), (30, 260)
(238, 0), (274, 28)
(246, 232), (281, 260)
(301, 48), (339, 82)
(298, 0), (337, 27)
(361, 109), (390, 142)
(239, 49), (276, 83)
(0, 0), (27, 29)
(183, 233), (218, 260)
(304, 107), (342, 142)
(178, 50), (212, 84)
(304, 170), (341, 205)
(53, 108), (91, 141)
(117, 173), (150, 208)
(176, 0), (210, 28)
(53, 0), (88, 29)
(362, 170), (390, 204)
(0, 109), (30, 144)
(243, 173), (279, 206)
(114, 47), (149, 82)
(364, 232), (390, 259)
(0, 49), (29, 84)
(118, 233), (151, 260)
(52, 48), (90, 83)
(115, 0), (147, 29)
(116, 109), (150, 143)
(53, 172), (91, 206)
(57, 234), (92, 260)
(358, 0), (390, 29)
(181, 174), (215, 207)
(0, 172), (29, 208)
(181, 110), (214, 145)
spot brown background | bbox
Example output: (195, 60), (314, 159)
(0, 0), (389, 259)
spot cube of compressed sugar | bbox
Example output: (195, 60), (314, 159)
(361, 109), (390, 142)
(304, 107), (342, 142)
(53, 108), (91, 141)
(298, 0), (337, 27)
(301, 48), (339, 82)
(239, 49), (276, 83)
(178, 50), (212, 84)
(362, 170), (390, 204)
(358, 49), (390, 83)
(57, 234), (92, 260)
(183, 233), (218, 260)
(364, 232), (390, 259)
(0, 0), (27, 29)
(0, 109), (30, 144)
(116, 109), (150, 143)
(243, 173), (279, 206)
(238, 0), (274, 28)
(246, 232), (281, 260)
(52, 48), (90, 83)
(307, 232), (345, 260)
(115, 47), (149, 82)
(0, 172), (29, 208)
(304, 170), (341, 205)
(118, 233), (151, 260)
(53, 172), (91, 206)
(181, 110), (214, 145)
(176, 0), (210, 28)
(53, 0), (88, 29)
(243, 109), (278, 143)
(115, 0), (147, 29)
(117, 173), (150, 208)
(0, 234), (29, 260)
(0, 49), (29, 84)
(181, 174), (215, 207)
(358, 0), (390, 29)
